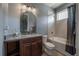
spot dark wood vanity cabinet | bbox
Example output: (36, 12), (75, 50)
(20, 36), (42, 56)
(4, 36), (42, 56)
(4, 41), (19, 56)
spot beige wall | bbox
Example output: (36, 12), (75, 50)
(48, 9), (55, 38)
(48, 13), (67, 39)
(48, 16), (55, 38)
(48, 21), (55, 38)
(55, 19), (67, 39)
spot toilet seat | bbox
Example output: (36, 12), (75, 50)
(44, 42), (55, 50)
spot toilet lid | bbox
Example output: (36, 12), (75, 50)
(45, 42), (55, 48)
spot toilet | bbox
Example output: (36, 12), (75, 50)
(44, 42), (55, 50)
(43, 35), (55, 55)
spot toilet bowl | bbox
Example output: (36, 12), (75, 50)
(44, 42), (55, 50)
(43, 35), (55, 50)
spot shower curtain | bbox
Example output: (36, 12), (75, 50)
(65, 4), (76, 55)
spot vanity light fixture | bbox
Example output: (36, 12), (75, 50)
(21, 5), (27, 10)
(21, 5), (27, 13)
(21, 4), (37, 16)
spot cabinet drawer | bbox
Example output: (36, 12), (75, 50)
(20, 38), (31, 44)
(31, 36), (42, 42)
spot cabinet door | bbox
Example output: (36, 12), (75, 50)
(20, 38), (31, 56)
(32, 41), (39, 56)
(4, 41), (19, 56)
(23, 43), (31, 56)
(37, 40), (42, 55)
(20, 43), (31, 56)
(32, 40), (42, 56)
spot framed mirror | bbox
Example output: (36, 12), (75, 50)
(20, 11), (36, 35)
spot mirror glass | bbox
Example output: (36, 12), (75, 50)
(20, 11), (36, 35)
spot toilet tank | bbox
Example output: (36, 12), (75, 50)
(43, 35), (48, 42)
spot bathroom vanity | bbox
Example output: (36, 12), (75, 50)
(3, 4), (45, 56)
(4, 34), (43, 56)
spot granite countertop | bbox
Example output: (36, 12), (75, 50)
(4, 34), (43, 42)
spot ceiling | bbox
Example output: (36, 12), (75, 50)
(45, 3), (64, 9)
(22, 3), (64, 15)
(23, 3), (64, 9)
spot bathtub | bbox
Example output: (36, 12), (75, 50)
(48, 37), (71, 56)
(49, 37), (66, 45)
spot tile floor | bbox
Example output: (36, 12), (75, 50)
(42, 50), (64, 56)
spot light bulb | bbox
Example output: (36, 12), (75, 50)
(32, 8), (37, 16)
(28, 7), (31, 12)
(32, 8), (36, 13)
(22, 5), (26, 10)
(21, 5), (27, 13)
